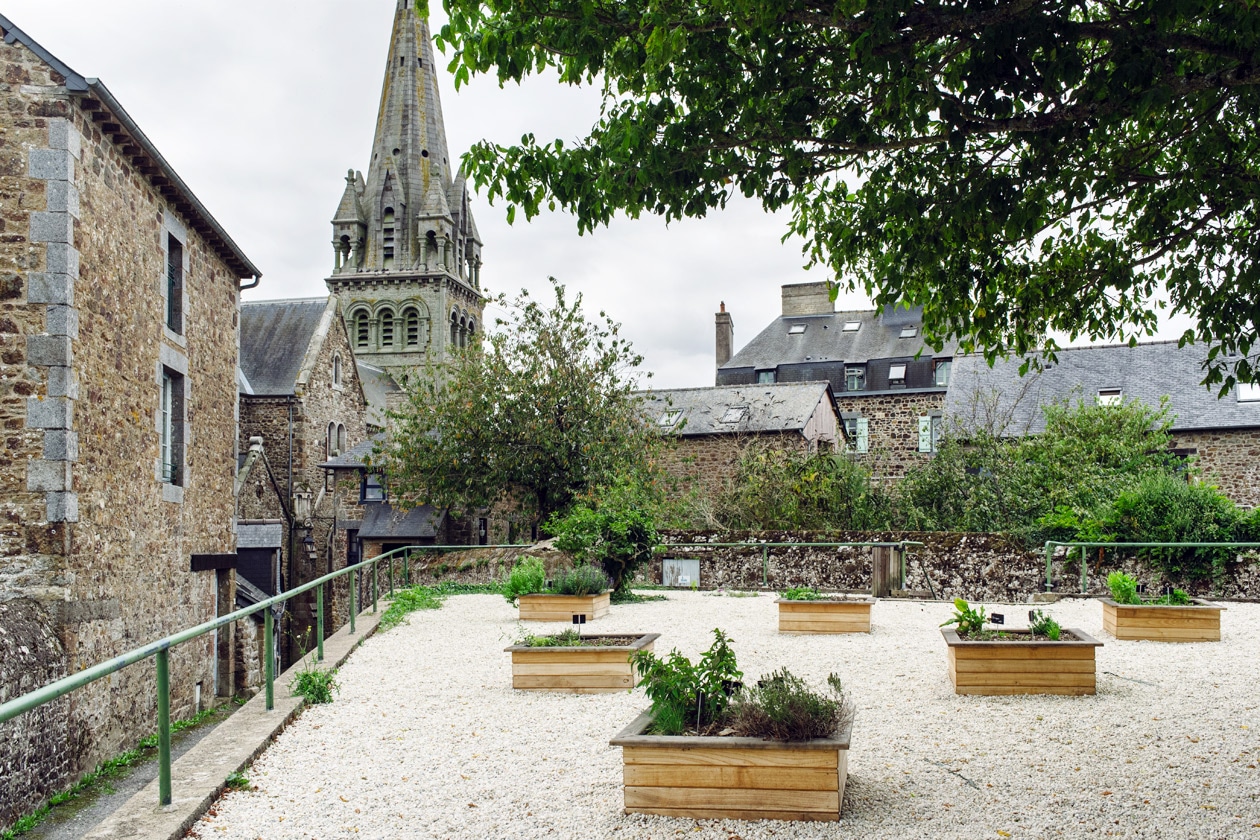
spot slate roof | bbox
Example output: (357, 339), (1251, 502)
(357, 362), (400, 429)
(319, 435), (381, 470)
(640, 382), (835, 437)
(359, 503), (444, 540)
(239, 298), (329, 396)
(237, 522), (284, 549)
(943, 342), (1260, 435)
(720, 305), (955, 373)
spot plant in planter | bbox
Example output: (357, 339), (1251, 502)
(505, 628), (658, 693)
(776, 586), (874, 634)
(1100, 572), (1223, 642)
(940, 599), (1102, 695)
(504, 556), (614, 621)
(612, 630), (854, 822)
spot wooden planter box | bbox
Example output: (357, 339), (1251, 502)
(517, 590), (611, 622)
(942, 627), (1102, 696)
(609, 711), (852, 822)
(777, 596), (874, 634)
(505, 633), (658, 693)
(1100, 598), (1223, 642)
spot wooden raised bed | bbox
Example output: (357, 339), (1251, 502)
(777, 596), (874, 634)
(506, 633), (658, 693)
(610, 711), (852, 821)
(1100, 598), (1223, 642)
(942, 627), (1102, 696)
(517, 590), (611, 622)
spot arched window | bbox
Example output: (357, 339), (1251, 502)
(382, 207), (396, 269)
(354, 311), (369, 349)
(403, 307), (420, 347)
(459, 316), (468, 348)
(337, 424), (347, 454)
(326, 422), (336, 458)
(380, 307), (395, 348)
(332, 352), (342, 386)
(450, 311), (458, 347)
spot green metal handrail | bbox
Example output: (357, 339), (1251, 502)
(655, 540), (925, 589)
(1043, 540), (1260, 593)
(0, 542), (427, 808)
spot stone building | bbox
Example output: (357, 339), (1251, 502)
(0, 13), (260, 828)
(944, 342), (1260, 507)
(644, 382), (842, 498)
(237, 297), (367, 665)
(717, 282), (957, 481)
(325, 0), (484, 383)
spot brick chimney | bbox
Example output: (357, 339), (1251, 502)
(781, 282), (834, 317)
(715, 301), (734, 373)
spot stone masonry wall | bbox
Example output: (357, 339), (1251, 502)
(656, 432), (807, 501)
(0, 34), (243, 824)
(1173, 428), (1260, 508)
(835, 391), (946, 482)
(655, 530), (1260, 602)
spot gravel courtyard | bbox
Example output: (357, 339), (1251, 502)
(190, 593), (1260, 839)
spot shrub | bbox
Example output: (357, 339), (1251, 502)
(546, 478), (657, 593)
(552, 563), (612, 596)
(1107, 571), (1141, 605)
(503, 556), (547, 603)
(630, 629), (742, 735)
(727, 670), (854, 741)
(779, 586), (824, 601)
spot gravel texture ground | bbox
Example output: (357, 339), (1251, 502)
(190, 592), (1260, 839)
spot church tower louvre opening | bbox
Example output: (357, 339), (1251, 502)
(327, 0), (484, 378)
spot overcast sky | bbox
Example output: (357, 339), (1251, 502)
(7, 1), (1191, 389)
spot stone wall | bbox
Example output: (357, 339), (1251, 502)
(1, 33), (247, 826)
(656, 433), (807, 501)
(1173, 428), (1260, 508)
(835, 391), (946, 482)
(654, 530), (1260, 602)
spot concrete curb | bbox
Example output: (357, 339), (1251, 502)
(80, 602), (392, 840)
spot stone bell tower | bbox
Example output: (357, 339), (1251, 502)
(326, 0), (484, 378)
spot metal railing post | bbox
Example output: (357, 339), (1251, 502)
(316, 584), (325, 662)
(404, 552), (410, 587)
(1080, 545), (1089, 593)
(155, 648), (172, 806)
(372, 560), (379, 613)
(761, 545), (769, 586)
(388, 556), (394, 597)
(264, 608), (274, 711)
(1045, 542), (1054, 591)
(350, 570), (357, 634)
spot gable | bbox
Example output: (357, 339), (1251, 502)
(239, 299), (330, 396)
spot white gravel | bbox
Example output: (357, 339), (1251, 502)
(190, 593), (1260, 839)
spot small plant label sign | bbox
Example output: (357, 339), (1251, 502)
(989, 613), (1005, 625)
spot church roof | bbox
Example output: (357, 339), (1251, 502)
(357, 362), (401, 428)
(640, 382), (836, 437)
(239, 298), (330, 396)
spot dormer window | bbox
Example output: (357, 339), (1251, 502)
(788, 324), (806, 335)
(1098, 388), (1123, 406)
(756, 370), (776, 384)
(934, 359), (952, 387)
(889, 363), (907, 387)
(899, 326), (918, 339)
(720, 406), (748, 424)
(658, 409), (683, 427)
(842, 321), (861, 332)
(845, 365), (866, 391)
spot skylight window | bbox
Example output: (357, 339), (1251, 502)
(1237, 384), (1260, 402)
(788, 324), (806, 335)
(842, 321), (861, 332)
(720, 406), (748, 424)
(1098, 389), (1123, 406)
(899, 326), (918, 338)
(889, 364), (907, 386)
(658, 409), (683, 426)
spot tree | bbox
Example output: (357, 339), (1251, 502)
(376, 280), (654, 525)
(427, 0), (1260, 388)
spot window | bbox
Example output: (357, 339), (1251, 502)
(787, 324), (806, 335)
(160, 369), (184, 484)
(337, 424), (347, 454)
(1097, 388), (1123, 406)
(658, 409), (683, 427)
(842, 321), (861, 332)
(332, 353), (343, 387)
(720, 406), (748, 424)
(899, 326), (918, 339)
(845, 365), (865, 392)
(1238, 383), (1260, 402)
(755, 370), (776, 384)
(354, 311), (369, 349)
(360, 473), (386, 503)
(450, 312), (458, 346)
(380, 308), (395, 348)
(934, 359), (952, 387)
(326, 422), (336, 458)
(404, 308), (420, 347)
(382, 208), (395, 269)
(918, 415), (943, 453)
(166, 234), (183, 334)
(844, 417), (869, 453)
(889, 363), (907, 387)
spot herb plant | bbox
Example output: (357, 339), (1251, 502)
(1149, 588), (1192, 606)
(630, 629), (743, 736)
(780, 586), (824, 601)
(726, 670), (854, 741)
(1107, 571), (1142, 604)
(940, 598), (987, 637)
(1028, 609), (1062, 641)
(552, 563), (611, 596)
(503, 556), (547, 603)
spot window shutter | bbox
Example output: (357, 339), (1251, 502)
(856, 418), (869, 453)
(918, 416), (932, 452)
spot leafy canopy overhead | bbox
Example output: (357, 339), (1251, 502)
(377, 279), (654, 523)
(426, 0), (1260, 387)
